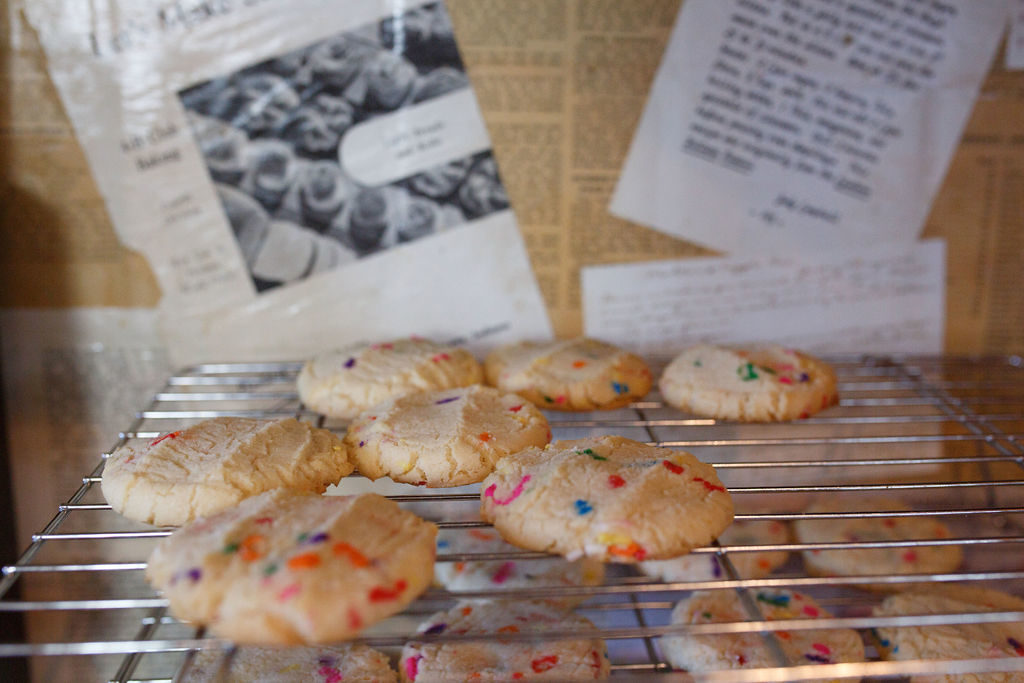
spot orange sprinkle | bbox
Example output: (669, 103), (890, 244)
(286, 552), (321, 570)
(498, 624), (520, 633)
(572, 360), (587, 368)
(468, 529), (494, 541)
(239, 534), (266, 562)
(461, 606), (473, 616)
(454, 562), (466, 573)
(757, 558), (771, 569)
(777, 630), (792, 640)
(332, 542), (370, 567)
(478, 432), (493, 442)
(608, 543), (646, 561)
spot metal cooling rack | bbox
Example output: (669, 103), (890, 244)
(2, 354), (1024, 681)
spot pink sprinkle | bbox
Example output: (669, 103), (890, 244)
(779, 376), (793, 384)
(902, 550), (918, 563)
(492, 562), (515, 584)
(255, 517), (273, 525)
(803, 605), (820, 617)
(405, 654), (423, 681)
(483, 475), (531, 506)
(431, 353), (450, 362)
(555, 394), (566, 403)
(318, 666), (342, 683)
(812, 642), (831, 654)
(277, 583), (301, 602)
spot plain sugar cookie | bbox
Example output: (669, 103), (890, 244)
(661, 589), (865, 675)
(400, 600), (611, 681)
(298, 338), (483, 419)
(873, 590), (1024, 683)
(483, 338), (652, 411)
(345, 384), (551, 487)
(658, 344), (838, 421)
(102, 417), (352, 526)
(640, 519), (790, 583)
(181, 643), (397, 682)
(146, 490), (437, 644)
(479, 435), (734, 562)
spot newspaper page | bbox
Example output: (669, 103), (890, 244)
(610, 0), (1008, 255)
(24, 0), (553, 364)
(582, 239), (945, 358)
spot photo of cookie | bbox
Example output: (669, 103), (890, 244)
(298, 338), (483, 420)
(873, 590), (1024, 682)
(661, 589), (865, 673)
(180, 643), (397, 682)
(146, 490), (437, 644)
(640, 519), (790, 583)
(658, 344), (839, 421)
(483, 338), (653, 411)
(399, 600), (610, 681)
(435, 527), (605, 607)
(101, 417), (352, 527)
(793, 497), (962, 587)
(479, 435), (733, 562)
(345, 384), (550, 487)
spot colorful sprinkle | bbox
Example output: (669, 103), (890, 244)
(543, 395), (554, 403)
(608, 474), (626, 488)
(693, 359), (702, 367)
(358, 440), (365, 447)
(468, 529), (495, 541)
(694, 476), (726, 492)
(607, 542), (646, 561)
(332, 541), (370, 567)
(572, 360), (587, 368)
(369, 579), (407, 602)
(812, 642), (831, 654)
(348, 608), (362, 630)
(287, 552), (322, 570)
(805, 653), (830, 663)
(611, 381), (628, 394)
(662, 460), (684, 474)
(702, 611), (713, 619)
(779, 376), (793, 384)
(492, 562), (515, 584)
(799, 372), (810, 382)
(277, 582), (301, 602)
(435, 396), (460, 405)
(483, 475), (531, 506)
(578, 448), (606, 461)
(461, 606), (473, 616)
(498, 624), (520, 633)
(222, 542), (240, 554)
(574, 499), (593, 515)
(531, 655), (559, 673)
(149, 430), (182, 447)
(710, 555), (722, 578)
(1007, 637), (1023, 655)
(343, 357), (356, 368)
(239, 534), (266, 562)
(405, 654), (422, 681)
(262, 563), (278, 577)
(431, 353), (450, 362)
(902, 550), (918, 563)
(478, 432), (493, 442)
(509, 404), (523, 412)
(255, 517), (273, 525)
(318, 666), (342, 683)
(757, 592), (791, 607)
(737, 362), (759, 381)
(424, 622), (447, 635)
(303, 532), (329, 545)
(804, 605), (821, 617)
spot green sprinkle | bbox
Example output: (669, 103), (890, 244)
(737, 362), (759, 381)
(263, 563), (279, 577)
(543, 395), (554, 403)
(297, 532), (308, 542)
(693, 359), (702, 367)
(222, 542), (239, 554)
(702, 611), (712, 619)
(577, 448), (607, 461)
(759, 365), (776, 375)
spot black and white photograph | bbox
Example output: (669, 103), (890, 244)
(178, 2), (511, 293)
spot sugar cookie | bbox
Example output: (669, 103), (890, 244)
(298, 338), (483, 419)
(658, 344), (838, 421)
(345, 384), (550, 487)
(399, 600), (610, 681)
(640, 519), (790, 583)
(873, 590), (1024, 683)
(181, 643), (397, 682)
(793, 497), (962, 588)
(479, 435), (734, 562)
(483, 338), (652, 411)
(146, 490), (437, 644)
(434, 527), (605, 607)
(661, 589), (865, 675)
(102, 417), (352, 526)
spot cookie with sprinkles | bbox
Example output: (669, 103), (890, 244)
(478, 435), (733, 563)
(793, 496), (962, 590)
(661, 588), (865, 677)
(399, 600), (611, 681)
(102, 417), (353, 526)
(873, 590), (1024, 683)
(180, 643), (397, 682)
(434, 527), (605, 607)
(640, 519), (790, 584)
(298, 337), (483, 419)
(483, 337), (652, 411)
(658, 344), (838, 422)
(146, 489), (437, 644)
(345, 385), (551, 487)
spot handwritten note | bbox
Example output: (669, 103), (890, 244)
(611, 0), (1006, 255)
(582, 240), (945, 358)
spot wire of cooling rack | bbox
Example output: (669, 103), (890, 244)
(1, 354), (1023, 681)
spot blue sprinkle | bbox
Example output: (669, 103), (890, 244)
(305, 532), (329, 544)
(437, 540), (450, 549)
(344, 357), (356, 368)
(611, 381), (628, 394)
(187, 567), (202, 582)
(574, 499), (593, 515)
(435, 396), (460, 404)
(710, 555), (722, 578)
(804, 654), (830, 663)
(756, 592), (790, 607)
(358, 440), (365, 447)
(425, 623), (448, 634)
(318, 656), (336, 667)
(798, 372), (810, 382)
